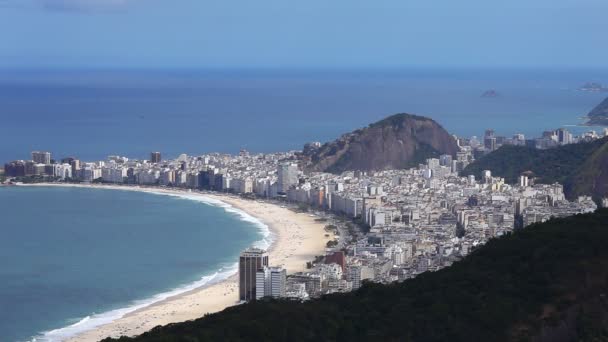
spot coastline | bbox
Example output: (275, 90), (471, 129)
(17, 183), (333, 341)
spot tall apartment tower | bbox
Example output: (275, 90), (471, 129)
(32, 151), (51, 164)
(150, 152), (161, 163)
(277, 163), (298, 194)
(70, 159), (81, 179)
(239, 248), (268, 302)
(255, 266), (286, 299)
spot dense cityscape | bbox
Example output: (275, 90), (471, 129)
(2, 126), (605, 304)
(4, 0), (608, 339)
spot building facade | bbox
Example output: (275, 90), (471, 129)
(150, 152), (162, 164)
(239, 248), (269, 301)
(32, 151), (51, 165)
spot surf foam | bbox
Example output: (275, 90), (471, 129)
(31, 186), (274, 342)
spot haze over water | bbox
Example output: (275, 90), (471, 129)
(1, 68), (606, 163)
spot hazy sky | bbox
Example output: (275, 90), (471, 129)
(0, 0), (606, 69)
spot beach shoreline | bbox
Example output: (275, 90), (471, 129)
(17, 183), (332, 342)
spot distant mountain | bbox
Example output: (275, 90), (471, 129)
(587, 97), (608, 125)
(301, 113), (459, 173)
(105, 210), (608, 342)
(462, 137), (608, 200)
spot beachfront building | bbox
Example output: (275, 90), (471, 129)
(239, 248), (269, 302)
(6, 134), (600, 301)
(255, 266), (286, 299)
(277, 163), (298, 194)
(32, 151), (51, 165)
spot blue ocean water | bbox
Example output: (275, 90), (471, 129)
(0, 68), (607, 340)
(0, 186), (268, 342)
(0, 68), (607, 163)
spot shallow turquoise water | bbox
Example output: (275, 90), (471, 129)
(0, 186), (265, 341)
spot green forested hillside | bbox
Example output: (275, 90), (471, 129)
(105, 210), (608, 342)
(565, 140), (608, 199)
(462, 138), (608, 199)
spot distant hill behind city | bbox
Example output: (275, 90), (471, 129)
(462, 137), (608, 200)
(301, 113), (459, 173)
(104, 210), (608, 342)
(586, 97), (608, 125)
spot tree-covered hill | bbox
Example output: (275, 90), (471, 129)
(462, 137), (608, 200)
(105, 210), (608, 342)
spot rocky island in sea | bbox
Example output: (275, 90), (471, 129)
(481, 89), (500, 98)
(580, 82), (608, 92)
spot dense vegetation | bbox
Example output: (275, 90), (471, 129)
(462, 137), (608, 199)
(106, 210), (608, 342)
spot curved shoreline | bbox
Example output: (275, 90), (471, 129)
(16, 183), (332, 341)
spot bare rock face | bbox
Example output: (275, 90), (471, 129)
(587, 97), (608, 125)
(303, 113), (459, 173)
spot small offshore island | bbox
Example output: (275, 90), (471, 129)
(480, 89), (500, 98)
(580, 82), (608, 92)
(3, 113), (608, 341)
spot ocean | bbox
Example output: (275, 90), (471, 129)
(0, 68), (607, 163)
(1, 67), (608, 341)
(0, 186), (270, 342)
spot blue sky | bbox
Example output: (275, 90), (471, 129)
(0, 0), (606, 69)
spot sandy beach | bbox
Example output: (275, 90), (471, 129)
(19, 184), (332, 341)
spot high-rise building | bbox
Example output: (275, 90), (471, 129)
(4, 160), (26, 177)
(484, 137), (496, 151)
(150, 152), (161, 163)
(556, 128), (572, 145)
(347, 265), (374, 290)
(32, 151), (51, 164)
(255, 266), (286, 299)
(439, 154), (453, 167)
(239, 248), (268, 302)
(25, 161), (36, 176)
(482, 170), (492, 184)
(277, 163), (298, 194)
(519, 175), (529, 187)
(70, 159), (81, 179)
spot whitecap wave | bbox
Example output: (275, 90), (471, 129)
(31, 188), (274, 342)
(33, 264), (237, 342)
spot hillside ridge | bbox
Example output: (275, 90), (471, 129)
(105, 210), (608, 342)
(302, 113), (459, 173)
(462, 137), (608, 200)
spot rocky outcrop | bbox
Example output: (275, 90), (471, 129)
(302, 113), (459, 173)
(586, 97), (608, 125)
